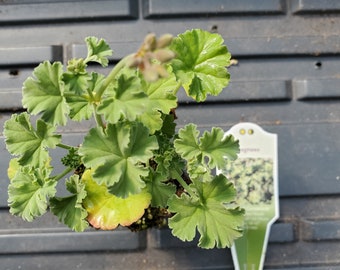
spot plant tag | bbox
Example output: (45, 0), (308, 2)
(219, 122), (279, 270)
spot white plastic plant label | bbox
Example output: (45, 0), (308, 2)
(219, 122), (279, 270)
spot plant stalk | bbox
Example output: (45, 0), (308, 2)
(91, 54), (135, 131)
(94, 53), (134, 100)
(171, 169), (198, 199)
(92, 103), (106, 130)
(52, 167), (74, 182)
(57, 143), (74, 150)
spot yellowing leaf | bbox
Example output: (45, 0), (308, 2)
(7, 158), (20, 181)
(82, 170), (151, 230)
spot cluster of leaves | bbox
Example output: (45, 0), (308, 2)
(3, 29), (244, 249)
(224, 158), (274, 205)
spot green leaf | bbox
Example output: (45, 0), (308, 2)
(137, 74), (178, 133)
(65, 93), (93, 121)
(142, 73), (178, 113)
(85, 37), (112, 67)
(168, 174), (244, 249)
(174, 124), (239, 170)
(200, 128), (239, 168)
(65, 72), (103, 121)
(145, 170), (176, 207)
(138, 110), (163, 134)
(8, 166), (57, 221)
(3, 113), (61, 167)
(97, 73), (148, 124)
(63, 73), (90, 95)
(79, 121), (158, 198)
(173, 124), (200, 161)
(154, 133), (185, 178)
(170, 29), (231, 102)
(50, 175), (88, 232)
(22, 61), (69, 126)
(61, 147), (82, 169)
(160, 113), (177, 138)
(63, 56), (89, 95)
(82, 170), (151, 230)
(186, 158), (211, 182)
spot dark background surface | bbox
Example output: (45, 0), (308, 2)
(0, 0), (340, 269)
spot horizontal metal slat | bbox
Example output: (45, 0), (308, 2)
(0, 90), (22, 109)
(0, 69), (32, 109)
(0, 229), (146, 254)
(0, 46), (62, 66)
(0, 0), (137, 23)
(291, 0), (340, 14)
(268, 222), (296, 243)
(293, 78), (340, 100)
(301, 219), (340, 241)
(226, 35), (340, 56)
(177, 80), (291, 104)
(143, 0), (285, 18)
(273, 124), (340, 196)
(229, 56), (340, 81)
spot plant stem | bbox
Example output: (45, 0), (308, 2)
(92, 103), (106, 130)
(52, 167), (74, 181)
(86, 87), (96, 102)
(171, 169), (198, 199)
(57, 143), (74, 150)
(84, 86), (106, 130)
(94, 53), (134, 100)
(91, 54), (134, 131)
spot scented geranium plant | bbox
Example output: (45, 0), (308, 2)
(3, 29), (244, 249)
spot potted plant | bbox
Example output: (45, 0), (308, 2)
(3, 29), (244, 249)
